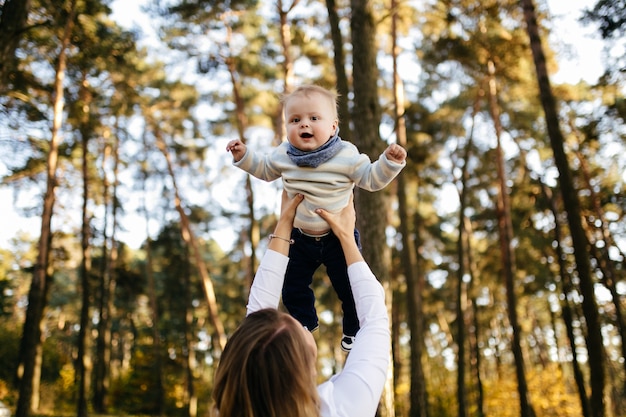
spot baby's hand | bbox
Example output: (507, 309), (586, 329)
(226, 139), (247, 162)
(385, 143), (407, 164)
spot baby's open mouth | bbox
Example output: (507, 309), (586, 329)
(300, 133), (313, 138)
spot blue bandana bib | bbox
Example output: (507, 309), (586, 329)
(287, 129), (343, 168)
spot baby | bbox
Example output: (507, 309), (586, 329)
(227, 84), (406, 351)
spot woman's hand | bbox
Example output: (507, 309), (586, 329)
(315, 194), (356, 240)
(316, 194), (363, 265)
(268, 191), (304, 254)
(280, 190), (303, 226)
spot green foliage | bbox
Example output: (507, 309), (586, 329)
(483, 371), (521, 417)
(528, 364), (584, 417)
(582, 0), (626, 39)
(0, 325), (20, 384)
(480, 365), (584, 417)
(0, 319), (69, 407)
(0, 249), (17, 318)
(110, 349), (163, 415)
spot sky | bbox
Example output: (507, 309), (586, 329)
(0, 0), (607, 250)
(544, 0), (604, 84)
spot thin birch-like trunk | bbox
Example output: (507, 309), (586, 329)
(15, 2), (77, 416)
(155, 130), (227, 351)
(486, 58), (536, 417)
(521, 1), (605, 415)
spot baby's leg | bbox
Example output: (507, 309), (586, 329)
(282, 229), (322, 331)
(325, 229), (361, 337)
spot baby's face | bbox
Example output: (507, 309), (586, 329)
(284, 92), (338, 152)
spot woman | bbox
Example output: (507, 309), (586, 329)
(212, 192), (390, 417)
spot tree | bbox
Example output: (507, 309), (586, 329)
(453, 91), (482, 417)
(582, 0), (626, 39)
(521, 1), (606, 416)
(15, 2), (77, 416)
(486, 58), (536, 417)
(325, 0), (352, 143)
(153, 115), (227, 352)
(350, 0), (396, 415)
(75, 70), (93, 417)
(66, 5), (122, 413)
(93, 129), (120, 413)
(137, 134), (165, 416)
(0, 0), (31, 89)
(89, 23), (141, 415)
(540, 181), (591, 417)
(387, 1), (429, 416)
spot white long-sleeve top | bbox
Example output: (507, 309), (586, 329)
(234, 140), (405, 232)
(246, 250), (390, 417)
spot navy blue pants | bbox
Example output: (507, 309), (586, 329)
(282, 228), (361, 337)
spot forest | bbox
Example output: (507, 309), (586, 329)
(0, 0), (625, 416)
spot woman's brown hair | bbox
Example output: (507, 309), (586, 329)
(212, 308), (320, 417)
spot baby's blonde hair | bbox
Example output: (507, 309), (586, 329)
(282, 84), (339, 120)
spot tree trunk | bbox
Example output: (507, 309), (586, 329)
(154, 129), (227, 351)
(76, 73), (92, 417)
(15, 2), (77, 416)
(94, 157), (109, 413)
(469, 297), (485, 417)
(459, 126), (486, 414)
(350, 1), (394, 415)
(0, 0), (31, 89)
(540, 182), (592, 417)
(183, 256), (197, 417)
(455, 218), (468, 417)
(487, 58), (536, 417)
(521, 2), (605, 415)
(390, 2), (428, 415)
(454, 87), (484, 417)
(94, 138), (110, 412)
(275, 0), (296, 143)
(570, 142), (626, 385)
(325, 0), (352, 143)
(407, 213), (429, 417)
(350, 0), (387, 279)
(223, 20), (258, 290)
(139, 149), (165, 416)
(94, 128), (120, 413)
(145, 237), (165, 416)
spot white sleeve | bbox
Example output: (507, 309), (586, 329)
(234, 146), (283, 182)
(318, 261), (390, 417)
(351, 149), (406, 192)
(246, 249), (289, 315)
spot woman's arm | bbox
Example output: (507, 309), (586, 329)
(316, 195), (391, 417)
(246, 192), (303, 315)
(267, 191), (302, 254)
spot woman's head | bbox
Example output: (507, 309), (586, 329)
(212, 308), (319, 417)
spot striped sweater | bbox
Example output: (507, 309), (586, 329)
(234, 140), (406, 232)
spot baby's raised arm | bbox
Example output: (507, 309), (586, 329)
(226, 139), (247, 162)
(384, 143), (407, 164)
